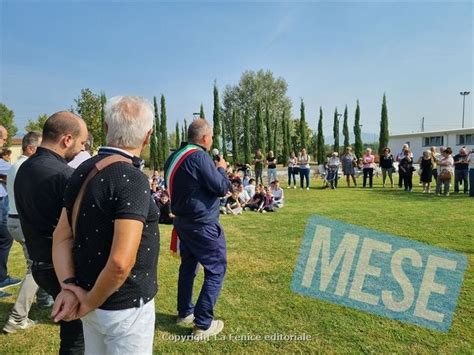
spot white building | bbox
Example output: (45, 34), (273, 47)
(389, 127), (474, 158)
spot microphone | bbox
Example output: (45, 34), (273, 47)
(212, 148), (221, 162)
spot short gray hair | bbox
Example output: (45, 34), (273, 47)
(22, 131), (42, 151)
(188, 119), (211, 143)
(104, 96), (154, 148)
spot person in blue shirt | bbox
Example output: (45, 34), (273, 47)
(164, 119), (231, 339)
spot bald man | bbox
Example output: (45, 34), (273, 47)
(15, 112), (88, 354)
(164, 118), (231, 339)
(0, 125), (21, 298)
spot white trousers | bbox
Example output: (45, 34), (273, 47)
(81, 298), (155, 355)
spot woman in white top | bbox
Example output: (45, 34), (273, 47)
(436, 147), (454, 196)
(287, 152), (298, 189)
(298, 148), (311, 190)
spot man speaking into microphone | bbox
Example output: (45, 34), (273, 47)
(164, 119), (231, 339)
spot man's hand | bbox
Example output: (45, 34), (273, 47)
(59, 284), (96, 320)
(51, 289), (79, 322)
(215, 155), (227, 170)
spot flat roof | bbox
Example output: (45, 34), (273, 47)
(390, 127), (474, 138)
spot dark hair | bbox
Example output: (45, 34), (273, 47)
(22, 131), (42, 151)
(161, 191), (169, 198)
(443, 147), (452, 155)
(42, 111), (83, 143)
(249, 178), (256, 184)
(383, 147), (391, 153)
(1, 148), (11, 158)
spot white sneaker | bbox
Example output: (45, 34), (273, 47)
(3, 318), (37, 334)
(287, 186), (290, 189)
(176, 314), (194, 326)
(306, 187), (310, 190)
(293, 186), (296, 189)
(193, 320), (224, 340)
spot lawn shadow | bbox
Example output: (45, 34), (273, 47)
(366, 187), (471, 201)
(155, 312), (191, 335)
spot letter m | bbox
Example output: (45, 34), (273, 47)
(301, 225), (359, 296)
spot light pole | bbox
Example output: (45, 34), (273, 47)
(460, 91), (470, 128)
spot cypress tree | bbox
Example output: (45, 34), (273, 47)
(286, 115), (292, 157)
(255, 103), (265, 152)
(160, 95), (170, 165)
(342, 105), (350, 149)
(265, 102), (272, 152)
(200, 103), (205, 119)
(379, 93), (389, 155)
(333, 108), (340, 154)
(212, 82), (221, 151)
(317, 107), (326, 164)
(221, 118), (228, 160)
(181, 121), (185, 142)
(153, 96), (161, 169)
(175, 121), (180, 148)
(150, 125), (157, 170)
(300, 99), (307, 149)
(273, 118), (278, 158)
(243, 110), (251, 164)
(231, 110), (240, 164)
(282, 110), (289, 163)
(184, 119), (188, 141)
(354, 100), (363, 159)
(100, 92), (107, 146)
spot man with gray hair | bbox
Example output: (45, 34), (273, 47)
(3, 131), (54, 333)
(52, 96), (159, 354)
(164, 118), (231, 339)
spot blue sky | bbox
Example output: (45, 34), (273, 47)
(1, 1), (472, 137)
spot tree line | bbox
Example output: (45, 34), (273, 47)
(0, 69), (390, 169)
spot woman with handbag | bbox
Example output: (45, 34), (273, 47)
(436, 147), (454, 196)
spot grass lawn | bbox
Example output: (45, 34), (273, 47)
(1, 175), (473, 353)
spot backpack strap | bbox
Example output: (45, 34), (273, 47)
(71, 155), (132, 238)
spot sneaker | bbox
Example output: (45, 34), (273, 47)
(0, 277), (22, 290)
(193, 320), (224, 340)
(3, 318), (37, 334)
(261, 210), (267, 213)
(176, 314), (194, 326)
(306, 187), (310, 190)
(446, 192), (450, 197)
(37, 295), (54, 309)
(0, 291), (12, 298)
(293, 186), (296, 189)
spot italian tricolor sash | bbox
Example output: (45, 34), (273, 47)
(165, 144), (201, 257)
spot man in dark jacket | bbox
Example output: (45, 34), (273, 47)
(165, 118), (231, 339)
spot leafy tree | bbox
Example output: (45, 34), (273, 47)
(354, 100), (363, 159)
(273, 118), (278, 157)
(231, 110), (240, 164)
(286, 113), (292, 157)
(316, 107), (326, 164)
(175, 121), (180, 149)
(200, 103), (205, 119)
(255, 103), (265, 152)
(181, 121), (186, 143)
(74, 88), (102, 151)
(0, 103), (18, 146)
(160, 95), (170, 164)
(342, 105), (350, 149)
(265, 102), (272, 152)
(243, 110), (251, 164)
(222, 69), (292, 152)
(282, 110), (289, 164)
(25, 113), (48, 132)
(149, 127), (158, 170)
(212, 82), (221, 151)
(333, 108), (340, 154)
(378, 93), (389, 155)
(300, 99), (307, 149)
(221, 118), (228, 160)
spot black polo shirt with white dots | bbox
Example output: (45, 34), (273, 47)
(63, 149), (160, 310)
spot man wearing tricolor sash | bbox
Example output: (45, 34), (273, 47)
(164, 119), (231, 339)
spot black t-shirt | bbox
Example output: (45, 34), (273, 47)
(64, 152), (160, 310)
(453, 154), (469, 171)
(15, 147), (74, 263)
(158, 201), (173, 224)
(379, 154), (394, 169)
(267, 156), (276, 169)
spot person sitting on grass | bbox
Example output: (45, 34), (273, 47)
(260, 187), (276, 213)
(225, 191), (243, 215)
(270, 180), (284, 208)
(418, 150), (434, 193)
(157, 191), (174, 224)
(244, 178), (256, 198)
(244, 184), (265, 211)
(238, 184), (251, 208)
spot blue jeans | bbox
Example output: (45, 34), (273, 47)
(454, 170), (469, 193)
(176, 221), (227, 330)
(287, 167), (297, 186)
(267, 168), (277, 185)
(0, 196), (12, 281)
(300, 168), (310, 188)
